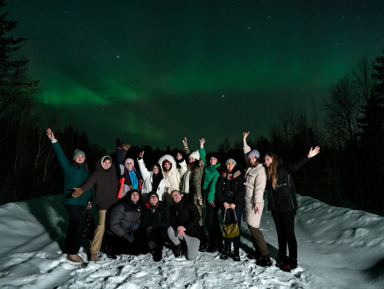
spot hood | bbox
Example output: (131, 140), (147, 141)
(158, 154), (177, 173)
(94, 155), (115, 173)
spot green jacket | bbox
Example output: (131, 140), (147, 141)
(52, 141), (92, 206)
(200, 148), (221, 203)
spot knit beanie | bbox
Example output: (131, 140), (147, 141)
(125, 158), (135, 166)
(147, 191), (159, 200)
(189, 150), (200, 160)
(248, 149), (260, 159)
(225, 158), (237, 165)
(73, 149), (86, 160)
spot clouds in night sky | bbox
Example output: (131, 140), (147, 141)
(7, 0), (384, 151)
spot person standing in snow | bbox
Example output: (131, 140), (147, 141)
(199, 138), (223, 253)
(72, 155), (118, 262)
(181, 137), (208, 251)
(265, 145), (320, 272)
(105, 190), (143, 258)
(141, 191), (170, 262)
(243, 131), (271, 267)
(137, 150), (167, 203)
(158, 152), (188, 203)
(115, 139), (142, 199)
(167, 190), (201, 261)
(215, 158), (245, 261)
(46, 128), (92, 264)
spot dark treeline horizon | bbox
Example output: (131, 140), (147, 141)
(1, 1), (384, 215)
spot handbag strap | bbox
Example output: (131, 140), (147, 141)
(223, 208), (238, 223)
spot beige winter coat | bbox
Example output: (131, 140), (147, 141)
(243, 144), (267, 228)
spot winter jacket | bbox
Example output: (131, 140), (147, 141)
(267, 156), (310, 213)
(108, 196), (142, 242)
(158, 154), (187, 202)
(141, 201), (170, 230)
(243, 144), (267, 228)
(137, 158), (167, 202)
(215, 165), (245, 210)
(80, 156), (118, 211)
(170, 198), (200, 238)
(182, 146), (204, 225)
(116, 147), (142, 199)
(200, 147), (221, 203)
(52, 141), (91, 206)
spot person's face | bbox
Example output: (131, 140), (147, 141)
(102, 159), (111, 169)
(189, 157), (196, 164)
(264, 155), (273, 167)
(149, 194), (159, 206)
(125, 162), (134, 171)
(164, 162), (171, 171)
(210, 157), (218, 166)
(171, 191), (182, 203)
(74, 155), (85, 164)
(249, 155), (258, 166)
(226, 161), (235, 172)
(152, 165), (160, 174)
(131, 191), (140, 203)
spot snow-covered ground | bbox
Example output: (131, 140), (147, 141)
(0, 194), (383, 289)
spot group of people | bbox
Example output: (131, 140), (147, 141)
(47, 128), (320, 272)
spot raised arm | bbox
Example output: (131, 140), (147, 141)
(199, 138), (207, 167)
(137, 150), (150, 180)
(243, 131), (251, 166)
(47, 128), (71, 172)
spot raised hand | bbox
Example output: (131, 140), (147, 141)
(199, 138), (205, 148)
(123, 144), (131, 150)
(46, 128), (56, 141)
(139, 150), (145, 158)
(243, 131), (250, 141)
(182, 137), (188, 147)
(307, 146), (320, 158)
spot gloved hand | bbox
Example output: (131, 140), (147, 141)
(116, 138), (122, 148)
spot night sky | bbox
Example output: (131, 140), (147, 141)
(7, 0), (384, 152)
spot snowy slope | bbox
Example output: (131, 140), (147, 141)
(0, 194), (383, 289)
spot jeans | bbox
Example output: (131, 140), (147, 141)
(222, 208), (242, 250)
(63, 205), (86, 255)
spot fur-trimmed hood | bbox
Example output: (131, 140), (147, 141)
(158, 154), (177, 173)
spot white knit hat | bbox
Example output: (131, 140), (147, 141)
(189, 150), (200, 160)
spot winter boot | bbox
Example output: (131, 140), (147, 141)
(232, 248), (240, 262)
(256, 254), (272, 267)
(220, 246), (231, 260)
(280, 257), (297, 272)
(153, 247), (163, 262)
(173, 244), (183, 257)
(247, 249), (261, 260)
(66, 254), (84, 264)
(275, 253), (287, 267)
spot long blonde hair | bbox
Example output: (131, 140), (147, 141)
(266, 152), (279, 190)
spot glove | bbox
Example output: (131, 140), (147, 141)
(116, 138), (122, 148)
(72, 188), (84, 198)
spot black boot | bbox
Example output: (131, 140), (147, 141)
(247, 249), (261, 260)
(232, 248), (240, 262)
(220, 246), (231, 260)
(256, 254), (272, 267)
(275, 254), (287, 267)
(279, 257), (297, 272)
(153, 247), (163, 262)
(173, 243), (183, 257)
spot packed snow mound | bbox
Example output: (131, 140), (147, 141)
(0, 194), (383, 289)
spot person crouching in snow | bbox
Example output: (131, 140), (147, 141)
(167, 190), (201, 261)
(115, 139), (142, 199)
(141, 191), (170, 262)
(265, 146), (320, 272)
(158, 152), (187, 203)
(46, 128), (92, 264)
(104, 190), (143, 258)
(137, 150), (167, 203)
(72, 155), (118, 262)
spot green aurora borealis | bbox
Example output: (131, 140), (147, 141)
(7, 0), (384, 151)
